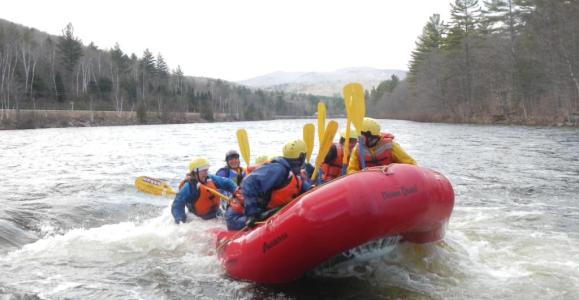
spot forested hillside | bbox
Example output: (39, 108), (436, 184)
(367, 0), (578, 125)
(0, 19), (341, 127)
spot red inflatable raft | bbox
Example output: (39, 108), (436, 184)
(215, 164), (454, 284)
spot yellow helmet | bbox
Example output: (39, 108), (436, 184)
(361, 117), (381, 136)
(340, 128), (358, 139)
(188, 157), (210, 173)
(282, 139), (307, 159)
(254, 155), (269, 165)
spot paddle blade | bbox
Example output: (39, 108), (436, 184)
(317, 102), (326, 143)
(311, 120), (339, 181)
(135, 176), (176, 197)
(342, 119), (352, 165)
(303, 123), (315, 163)
(343, 83), (365, 135)
(236, 129), (250, 167)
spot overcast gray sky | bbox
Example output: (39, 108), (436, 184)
(2, 0), (452, 81)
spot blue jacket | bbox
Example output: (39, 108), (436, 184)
(241, 157), (312, 218)
(171, 175), (237, 223)
(216, 166), (245, 186)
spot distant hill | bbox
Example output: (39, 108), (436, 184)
(238, 67), (407, 97)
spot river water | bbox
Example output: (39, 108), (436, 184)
(0, 119), (577, 299)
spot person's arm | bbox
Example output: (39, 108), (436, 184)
(210, 175), (237, 194)
(391, 143), (417, 165)
(241, 164), (286, 217)
(346, 146), (360, 174)
(301, 177), (313, 192)
(215, 168), (227, 178)
(171, 182), (196, 223)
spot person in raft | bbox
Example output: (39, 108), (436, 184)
(216, 149), (246, 186)
(224, 139), (314, 230)
(171, 157), (237, 223)
(347, 117), (416, 174)
(320, 128), (358, 181)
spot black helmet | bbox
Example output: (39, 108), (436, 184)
(225, 149), (240, 161)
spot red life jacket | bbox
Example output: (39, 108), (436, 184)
(321, 143), (342, 181)
(359, 133), (395, 168)
(228, 187), (245, 214)
(187, 180), (220, 217)
(268, 172), (302, 209)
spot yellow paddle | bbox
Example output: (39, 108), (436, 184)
(134, 176), (229, 200)
(310, 120), (338, 181)
(303, 123), (315, 163)
(343, 83), (366, 169)
(317, 102), (326, 144)
(341, 86), (355, 175)
(135, 176), (176, 197)
(236, 129), (250, 169)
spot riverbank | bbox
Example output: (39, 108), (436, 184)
(1, 109), (576, 130)
(378, 112), (579, 127)
(0, 109), (232, 130)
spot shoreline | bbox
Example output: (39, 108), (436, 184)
(0, 109), (232, 130)
(0, 109), (576, 130)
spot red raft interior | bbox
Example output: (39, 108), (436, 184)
(215, 164), (455, 284)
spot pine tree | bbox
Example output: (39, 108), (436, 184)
(110, 43), (130, 74)
(57, 23), (83, 74)
(155, 53), (168, 78)
(140, 49), (156, 74)
(482, 0), (532, 36)
(449, 0), (482, 115)
(408, 14), (446, 82)
(139, 49), (155, 101)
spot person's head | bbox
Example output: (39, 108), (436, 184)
(188, 157), (210, 182)
(339, 128), (358, 145)
(360, 117), (381, 147)
(282, 139), (307, 173)
(225, 150), (240, 169)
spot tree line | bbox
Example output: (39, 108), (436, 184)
(367, 0), (578, 125)
(0, 19), (341, 126)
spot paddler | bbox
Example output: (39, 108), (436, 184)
(216, 149), (246, 185)
(224, 140), (313, 230)
(320, 128), (358, 181)
(347, 117), (416, 174)
(171, 157), (237, 223)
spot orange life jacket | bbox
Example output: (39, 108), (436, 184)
(267, 172), (302, 209)
(229, 171), (303, 214)
(359, 133), (394, 167)
(186, 180), (220, 217)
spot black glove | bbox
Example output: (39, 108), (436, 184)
(245, 215), (257, 228)
(258, 207), (282, 221)
(305, 163), (315, 178)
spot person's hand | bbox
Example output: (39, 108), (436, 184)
(245, 215), (257, 228)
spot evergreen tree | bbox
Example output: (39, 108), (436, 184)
(449, 0), (482, 115)
(139, 49), (155, 101)
(482, 0), (532, 35)
(155, 53), (169, 78)
(57, 23), (83, 74)
(408, 14), (446, 82)
(110, 43), (130, 74)
(140, 49), (156, 74)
